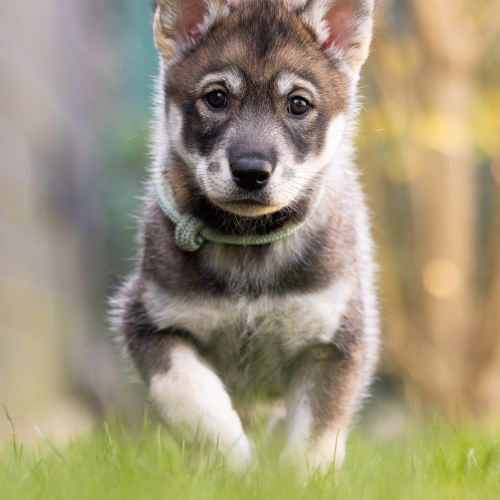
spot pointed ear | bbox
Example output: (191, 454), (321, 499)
(154, 0), (228, 62)
(299, 0), (375, 76)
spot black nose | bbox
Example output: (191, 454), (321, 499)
(230, 158), (273, 192)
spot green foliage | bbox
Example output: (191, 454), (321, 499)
(1, 414), (500, 500)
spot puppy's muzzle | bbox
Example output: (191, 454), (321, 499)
(230, 157), (274, 192)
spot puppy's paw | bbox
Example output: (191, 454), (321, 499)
(281, 430), (346, 483)
(215, 432), (252, 475)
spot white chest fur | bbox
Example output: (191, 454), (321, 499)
(143, 278), (353, 360)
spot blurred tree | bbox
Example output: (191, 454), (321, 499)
(361, 0), (500, 415)
(0, 0), (153, 444)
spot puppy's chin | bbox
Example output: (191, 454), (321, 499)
(212, 199), (282, 217)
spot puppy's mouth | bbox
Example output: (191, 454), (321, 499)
(213, 198), (281, 217)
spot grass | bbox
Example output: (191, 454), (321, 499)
(1, 408), (500, 500)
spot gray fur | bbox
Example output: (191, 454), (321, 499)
(111, 0), (379, 477)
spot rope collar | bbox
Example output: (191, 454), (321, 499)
(153, 170), (325, 252)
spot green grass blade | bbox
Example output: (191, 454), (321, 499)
(34, 426), (69, 466)
(2, 403), (17, 459)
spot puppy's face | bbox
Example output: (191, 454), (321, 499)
(156, 0), (374, 217)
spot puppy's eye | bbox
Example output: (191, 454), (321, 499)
(205, 90), (227, 109)
(288, 97), (309, 116)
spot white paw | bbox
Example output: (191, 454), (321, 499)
(281, 429), (347, 481)
(223, 432), (252, 474)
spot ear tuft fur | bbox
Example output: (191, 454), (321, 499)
(299, 0), (375, 76)
(154, 0), (229, 63)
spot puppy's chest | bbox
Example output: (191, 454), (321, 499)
(144, 278), (352, 388)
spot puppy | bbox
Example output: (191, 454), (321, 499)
(111, 0), (379, 477)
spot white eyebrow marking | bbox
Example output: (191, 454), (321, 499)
(225, 69), (243, 94)
(276, 71), (320, 100)
(197, 68), (243, 94)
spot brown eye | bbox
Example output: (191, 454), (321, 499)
(205, 90), (227, 109)
(288, 97), (309, 116)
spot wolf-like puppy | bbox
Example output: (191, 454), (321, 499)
(112, 0), (379, 477)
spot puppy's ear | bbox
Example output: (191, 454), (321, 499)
(299, 0), (375, 76)
(154, 0), (228, 62)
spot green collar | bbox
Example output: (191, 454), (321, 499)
(153, 170), (325, 252)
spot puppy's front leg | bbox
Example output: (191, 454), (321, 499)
(150, 338), (252, 473)
(282, 337), (364, 478)
(124, 305), (252, 473)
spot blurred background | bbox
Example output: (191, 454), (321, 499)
(1, 0), (499, 445)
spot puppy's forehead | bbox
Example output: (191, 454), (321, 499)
(166, 2), (349, 115)
(171, 6), (317, 77)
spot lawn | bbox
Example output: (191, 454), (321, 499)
(1, 407), (500, 500)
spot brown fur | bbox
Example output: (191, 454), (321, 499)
(112, 0), (379, 477)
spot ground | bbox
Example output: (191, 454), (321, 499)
(1, 408), (500, 500)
